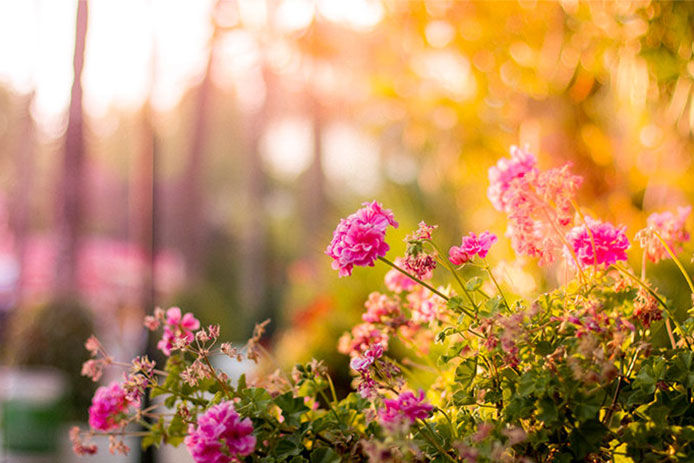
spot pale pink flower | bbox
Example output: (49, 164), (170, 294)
(185, 401), (256, 463)
(566, 217), (629, 267)
(362, 292), (403, 326)
(337, 323), (388, 356)
(449, 232), (497, 265)
(488, 146), (583, 266)
(326, 201), (398, 277)
(70, 427), (98, 456)
(406, 221), (438, 241)
(143, 315), (159, 331)
(88, 382), (140, 431)
(488, 145), (537, 212)
(636, 206), (691, 263)
(407, 287), (446, 323)
(81, 359), (103, 382)
(384, 258), (417, 293)
(84, 335), (101, 356)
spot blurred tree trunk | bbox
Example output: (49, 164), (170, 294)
(55, 0), (88, 297)
(178, 32), (219, 281)
(301, 92), (327, 249)
(10, 92), (35, 304)
(239, 66), (272, 317)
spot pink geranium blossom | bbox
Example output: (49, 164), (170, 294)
(338, 323), (388, 357)
(88, 381), (140, 431)
(384, 257), (417, 293)
(407, 287), (446, 323)
(326, 201), (398, 277)
(488, 146), (583, 265)
(185, 401), (256, 463)
(488, 145), (538, 212)
(449, 232), (497, 265)
(378, 390), (433, 429)
(566, 217), (629, 267)
(157, 307), (201, 356)
(636, 206), (691, 263)
(362, 292), (403, 326)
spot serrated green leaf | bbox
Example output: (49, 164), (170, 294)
(310, 447), (340, 463)
(465, 277), (483, 291)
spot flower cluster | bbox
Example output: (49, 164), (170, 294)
(636, 206), (691, 263)
(378, 390), (433, 429)
(326, 201), (398, 277)
(449, 231), (497, 265)
(88, 381), (140, 431)
(184, 401), (256, 463)
(488, 145), (583, 265)
(147, 306), (201, 356)
(566, 216), (630, 267)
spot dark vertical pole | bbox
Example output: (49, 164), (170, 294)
(56, 0), (88, 297)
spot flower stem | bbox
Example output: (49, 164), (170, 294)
(416, 419), (457, 463)
(426, 240), (477, 310)
(612, 263), (691, 349)
(653, 230), (694, 294)
(483, 258), (509, 310)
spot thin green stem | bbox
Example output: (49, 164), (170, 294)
(653, 230), (694, 294)
(427, 240), (477, 309)
(378, 256), (449, 301)
(417, 419), (457, 463)
(612, 263), (692, 349)
(435, 407), (457, 440)
(483, 258), (508, 310)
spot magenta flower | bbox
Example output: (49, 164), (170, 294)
(326, 201), (398, 277)
(636, 206), (690, 263)
(157, 307), (201, 356)
(449, 232), (497, 265)
(566, 217), (629, 267)
(378, 390), (433, 429)
(185, 401), (256, 463)
(88, 381), (140, 431)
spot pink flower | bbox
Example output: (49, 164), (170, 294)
(326, 201), (398, 277)
(449, 232), (497, 265)
(407, 287), (446, 323)
(636, 206), (691, 263)
(362, 292), (403, 326)
(566, 217), (629, 267)
(338, 322), (388, 357)
(384, 258), (417, 293)
(487, 145), (537, 212)
(378, 390), (433, 428)
(488, 146), (583, 265)
(157, 307), (201, 356)
(88, 382), (140, 431)
(185, 401), (256, 463)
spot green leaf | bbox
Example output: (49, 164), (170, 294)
(275, 392), (309, 427)
(310, 447), (340, 463)
(274, 435), (302, 459)
(465, 277), (483, 292)
(537, 397), (558, 423)
(237, 373), (247, 392)
(455, 357), (477, 390)
(534, 340), (554, 356)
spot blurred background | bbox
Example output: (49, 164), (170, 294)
(0, 0), (693, 461)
